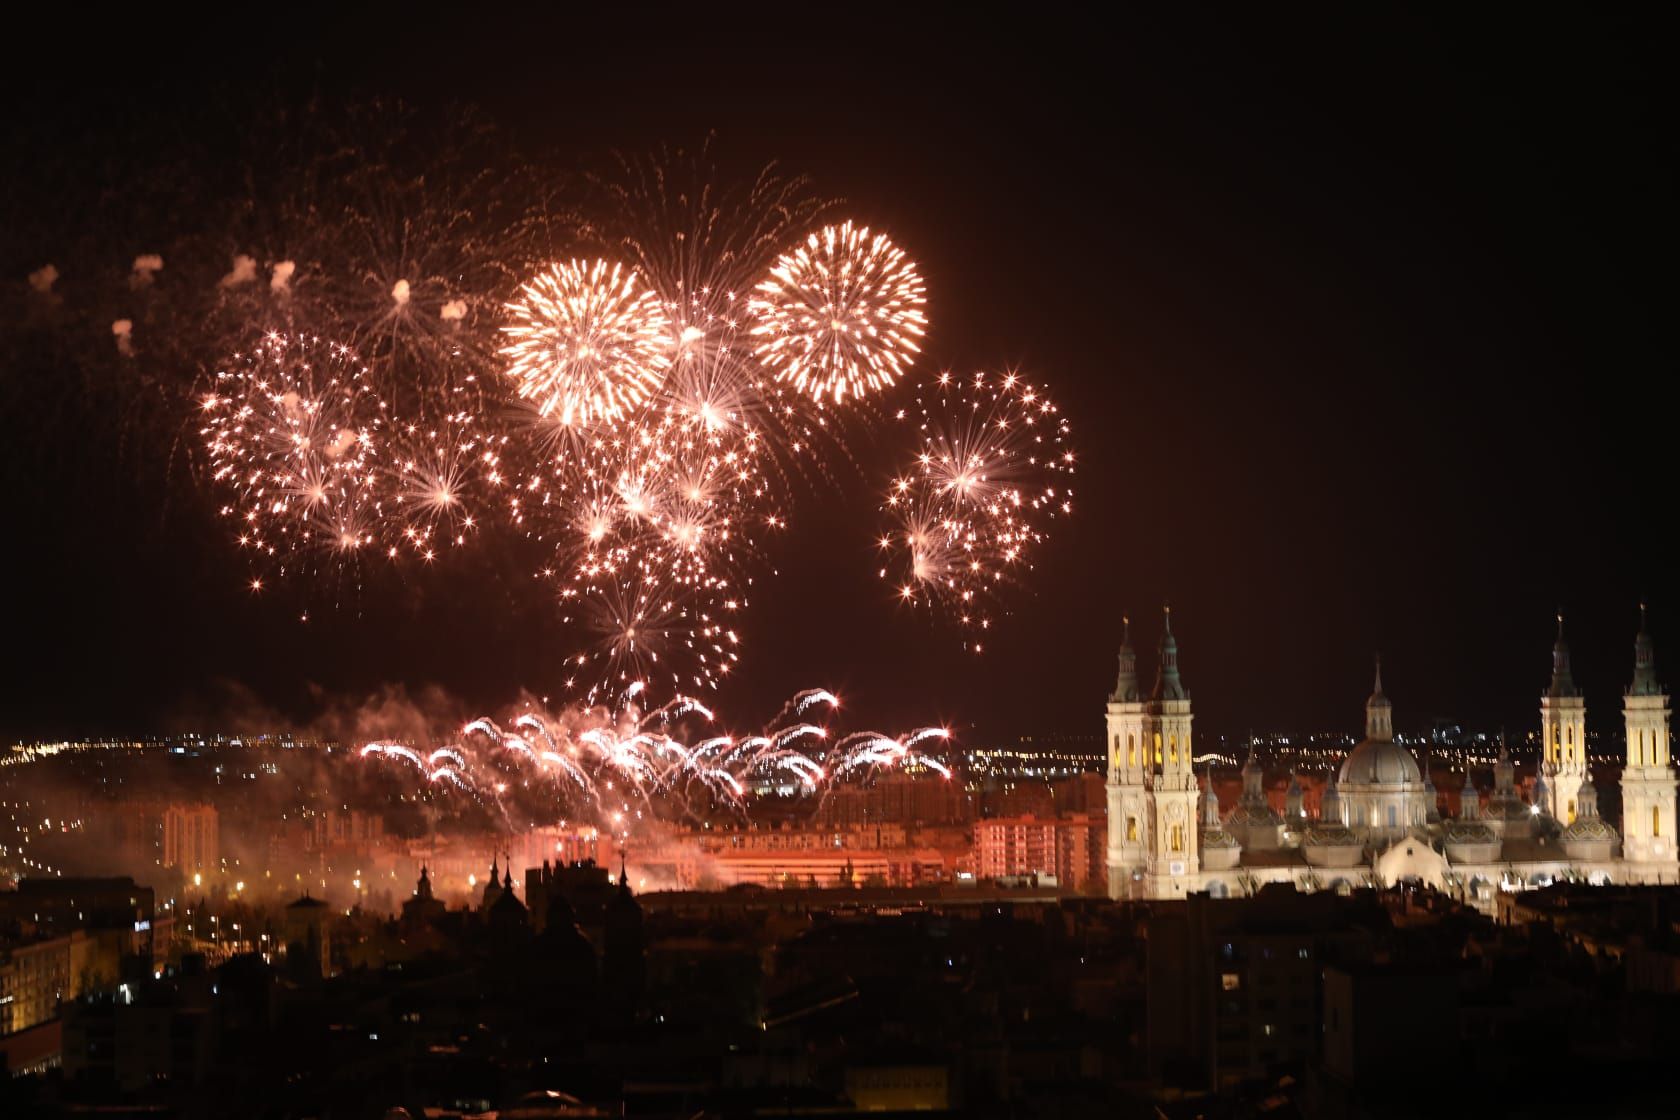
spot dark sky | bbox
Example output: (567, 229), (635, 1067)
(1, 10), (1673, 745)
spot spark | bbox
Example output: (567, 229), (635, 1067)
(878, 371), (1075, 649)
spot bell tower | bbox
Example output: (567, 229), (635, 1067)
(1621, 604), (1678, 875)
(1143, 606), (1198, 899)
(1541, 613), (1587, 823)
(1105, 616), (1148, 897)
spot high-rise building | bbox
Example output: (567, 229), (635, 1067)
(813, 773), (972, 827)
(976, 813), (1105, 891)
(162, 804), (218, 873)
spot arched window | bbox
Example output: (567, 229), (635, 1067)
(1566, 799), (1576, 824)
(1387, 805), (1397, 828)
(1169, 736), (1178, 764)
(1655, 806), (1662, 838)
(1154, 732), (1163, 767)
(1170, 825), (1184, 852)
(1127, 734), (1136, 768)
(1126, 817), (1138, 842)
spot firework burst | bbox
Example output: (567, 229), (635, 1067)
(198, 332), (388, 579)
(749, 221), (927, 405)
(500, 259), (674, 430)
(879, 371), (1075, 650)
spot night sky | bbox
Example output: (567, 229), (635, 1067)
(1, 10), (1672, 745)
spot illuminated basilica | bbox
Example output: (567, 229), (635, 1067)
(1104, 608), (1679, 910)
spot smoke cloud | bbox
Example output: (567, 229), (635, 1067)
(130, 254), (164, 288)
(220, 254), (258, 288)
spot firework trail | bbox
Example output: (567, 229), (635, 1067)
(878, 371), (1075, 651)
(580, 139), (831, 349)
(561, 565), (743, 703)
(241, 102), (565, 420)
(359, 686), (953, 832)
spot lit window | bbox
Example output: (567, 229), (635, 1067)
(1221, 973), (1241, 991)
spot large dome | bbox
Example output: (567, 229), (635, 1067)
(1338, 739), (1423, 787)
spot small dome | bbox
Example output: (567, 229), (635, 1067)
(1226, 802), (1285, 827)
(1303, 823), (1363, 848)
(1559, 816), (1618, 842)
(1443, 821), (1497, 845)
(1483, 794), (1533, 823)
(1338, 739), (1423, 787)
(1201, 827), (1242, 849)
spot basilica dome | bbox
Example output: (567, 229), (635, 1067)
(1338, 739), (1423, 787)
(1338, 661), (1422, 787)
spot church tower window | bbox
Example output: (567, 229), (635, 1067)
(1126, 817), (1138, 842)
(1128, 734), (1136, 768)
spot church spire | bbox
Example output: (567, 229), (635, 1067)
(1321, 770), (1344, 824)
(1548, 611), (1580, 698)
(1151, 604), (1187, 701)
(1630, 602), (1662, 697)
(1532, 769), (1552, 818)
(1364, 654), (1393, 741)
(1459, 768), (1481, 820)
(1111, 615), (1141, 702)
(1201, 768), (1222, 828)
(1576, 770), (1601, 820)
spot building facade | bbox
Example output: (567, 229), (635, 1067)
(162, 803), (219, 873)
(1106, 609), (1680, 910)
(975, 812), (1105, 891)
